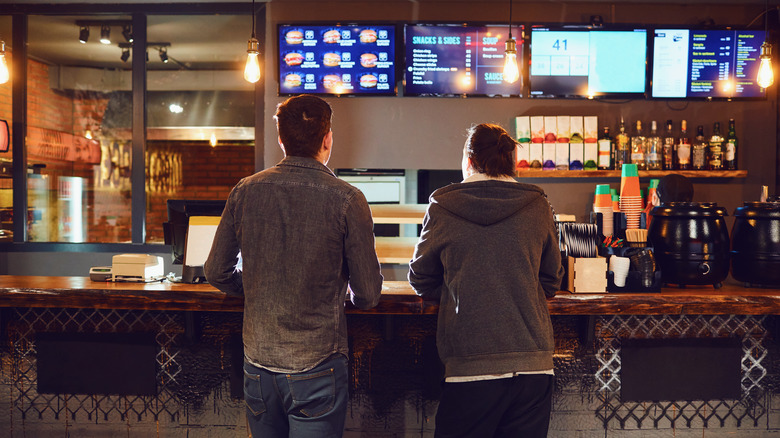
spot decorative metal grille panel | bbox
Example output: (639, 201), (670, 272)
(595, 314), (768, 429)
(3, 308), (184, 423)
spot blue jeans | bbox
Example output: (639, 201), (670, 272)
(243, 354), (349, 438)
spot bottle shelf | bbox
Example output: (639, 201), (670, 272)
(515, 169), (747, 178)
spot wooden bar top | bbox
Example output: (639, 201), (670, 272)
(2, 275), (780, 315)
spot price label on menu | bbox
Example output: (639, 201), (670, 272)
(279, 24), (396, 95)
(404, 25), (523, 96)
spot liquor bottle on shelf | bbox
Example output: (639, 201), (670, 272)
(662, 120), (676, 170)
(597, 126), (613, 170)
(708, 122), (724, 170)
(630, 120), (647, 170)
(646, 120), (662, 170)
(677, 119), (691, 170)
(692, 125), (707, 170)
(615, 119), (631, 170)
(725, 118), (738, 170)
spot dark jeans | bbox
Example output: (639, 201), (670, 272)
(243, 354), (349, 438)
(434, 374), (554, 438)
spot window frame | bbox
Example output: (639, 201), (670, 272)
(1, 3), (264, 252)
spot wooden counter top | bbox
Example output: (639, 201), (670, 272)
(2, 276), (780, 315)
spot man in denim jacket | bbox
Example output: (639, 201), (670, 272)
(205, 95), (383, 437)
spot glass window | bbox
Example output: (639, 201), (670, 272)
(145, 14), (254, 244)
(0, 16), (11, 242)
(26, 15), (133, 242)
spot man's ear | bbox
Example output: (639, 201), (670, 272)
(322, 130), (333, 152)
(278, 136), (286, 155)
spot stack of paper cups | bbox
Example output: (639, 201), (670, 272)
(619, 164), (643, 229)
(609, 255), (631, 288)
(593, 184), (614, 236)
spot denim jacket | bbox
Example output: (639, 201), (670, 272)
(205, 156), (383, 373)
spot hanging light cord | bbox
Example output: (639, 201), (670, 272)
(251, 0), (256, 39)
(508, 0), (513, 40)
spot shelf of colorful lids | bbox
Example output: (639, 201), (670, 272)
(515, 169), (747, 178)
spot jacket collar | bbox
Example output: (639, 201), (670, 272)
(277, 155), (336, 177)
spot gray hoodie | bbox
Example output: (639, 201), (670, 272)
(408, 180), (563, 377)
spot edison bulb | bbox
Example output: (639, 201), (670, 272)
(244, 37), (261, 84)
(245, 52), (261, 83)
(503, 38), (519, 84)
(758, 51), (774, 89)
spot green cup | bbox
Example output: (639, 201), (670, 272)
(649, 178), (660, 189)
(595, 184), (611, 195)
(621, 163), (639, 178)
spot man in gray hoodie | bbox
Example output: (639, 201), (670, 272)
(409, 123), (563, 437)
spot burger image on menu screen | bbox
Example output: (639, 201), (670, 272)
(323, 52), (341, 67)
(359, 29), (377, 43)
(323, 74), (342, 89)
(284, 52), (304, 66)
(323, 30), (341, 44)
(284, 73), (302, 87)
(285, 30), (303, 45)
(360, 53), (378, 68)
(360, 74), (378, 88)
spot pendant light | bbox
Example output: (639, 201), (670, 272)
(757, 0), (774, 89)
(244, 0), (261, 83)
(502, 0), (520, 84)
(0, 40), (9, 85)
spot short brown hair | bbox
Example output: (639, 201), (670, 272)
(465, 123), (516, 177)
(274, 95), (332, 158)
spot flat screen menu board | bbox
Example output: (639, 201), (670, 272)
(404, 24), (524, 96)
(651, 29), (766, 99)
(278, 24), (396, 96)
(529, 27), (648, 98)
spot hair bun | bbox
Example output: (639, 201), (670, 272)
(499, 134), (516, 153)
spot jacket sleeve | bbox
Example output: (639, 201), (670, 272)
(204, 194), (244, 296)
(538, 198), (564, 298)
(408, 206), (444, 300)
(344, 191), (383, 310)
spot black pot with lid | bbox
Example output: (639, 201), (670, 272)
(731, 201), (780, 286)
(648, 202), (730, 287)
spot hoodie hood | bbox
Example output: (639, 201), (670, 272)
(430, 180), (546, 226)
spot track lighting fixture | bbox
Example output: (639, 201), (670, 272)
(79, 26), (89, 44)
(159, 47), (169, 63)
(100, 24), (111, 45)
(120, 48), (130, 62)
(122, 24), (133, 43)
(244, 0), (261, 83)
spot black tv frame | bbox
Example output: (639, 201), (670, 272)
(402, 22), (526, 98)
(527, 24), (650, 99)
(277, 22), (400, 97)
(649, 26), (768, 101)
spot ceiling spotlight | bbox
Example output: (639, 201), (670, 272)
(100, 24), (111, 45)
(122, 24), (133, 43)
(120, 48), (130, 62)
(79, 26), (89, 44)
(159, 47), (169, 63)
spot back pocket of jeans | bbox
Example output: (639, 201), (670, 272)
(243, 370), (266, 416)
(287, 368), (336, 418)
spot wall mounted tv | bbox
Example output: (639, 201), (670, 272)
(651, 29), (766, 99)
(278, 24), (397, 96)
(403, 23), (524, 97)
(529, 26), (648, 98)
